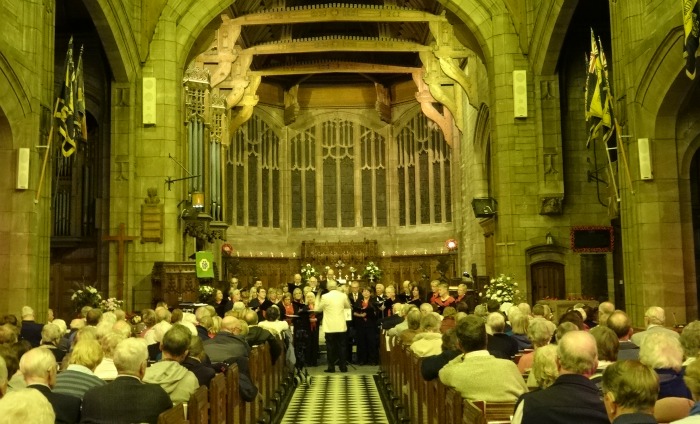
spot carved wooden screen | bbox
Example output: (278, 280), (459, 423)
(290, 117), (387, 229)
(229, 113), (280, 228)
(397, 112), (452, 226)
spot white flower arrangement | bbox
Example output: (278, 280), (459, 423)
(100, 297), (123, 312)
(363, 261), (382, 281)
(300, 263), (316, 280)
(70, 284), (103, 312)
(198, 284), (215, 303)
(480, 274), (520, 304)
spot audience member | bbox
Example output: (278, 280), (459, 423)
(681, 321), (700, 366)
(607, 310), (639, 360)
(143, 324), (199, 404)
(601, 360), (659, 424)
(673, 359), (700, 423)
(39, 323), (66, 364)
(19, 306), (42, 347)
(440, 307), (457, 333)
(410, 314), (443, 357)
(518, 317), (555, 374)
(639, 331), (691, 399)
(54, 339), (105, 399)
(94, 332), (125, 380)
(203, 316), (250, 363)
(486, 312), (519, 359)
(555, 321), (579, 343)
(528, 344), (559, 389)
(0, 388), (55, 424)
(439, 315), (527, 402)
(0, 324), (17, 345)
(0, 356), (6, 398)
(589, 326), (620, 390)
(631, 306), (680, 347)
(512, 331), (608, 424)
(20, 347), (81, 424)
(242, 309), (282, 364)
(399, 309), (422, 345)
(182, 335), (216, 387)
(597, 301), (616, 328)
(511, 312), (532, 350)
(382, 303), (404, 330)
(258, 306), (290, 337)
(421, 329), (461, 381)
(85, 308), (103, 327)
(387, 304), (416, 337)
(81, 338), (171, 424)
(0, 344), (22, 391)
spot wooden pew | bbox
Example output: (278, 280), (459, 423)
(225, 363), (241, 424)
(209, 373), (226, 424)
(409, 352), (426, 424)
(187, 385), (209, 424)
(158, 403), (188, 424)
(463, 400), (515, 424)
(444, 387), (464, 424)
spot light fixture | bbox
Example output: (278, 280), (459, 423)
(445, 239), (458, 251)
(546, 232), (554, 245)
(191, 191), (205, 209)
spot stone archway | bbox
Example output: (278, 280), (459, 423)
(525, 244), (567, 305)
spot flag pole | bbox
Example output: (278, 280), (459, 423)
(34, 97), (60, 204)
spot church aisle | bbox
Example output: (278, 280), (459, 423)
(280, 367), (389, 424)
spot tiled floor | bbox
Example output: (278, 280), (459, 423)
(281, 368), (389, 424)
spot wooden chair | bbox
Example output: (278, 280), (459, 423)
(157, 403), (188, 424)
(187, 385), (208, 424)
(464, 400), (516, 424)
(209, 373), (226, 424)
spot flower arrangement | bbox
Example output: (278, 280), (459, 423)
(300, 263), (316, 281)
(363, 262), (382, 281)
(480, 274), (519, 304)
(100, 297), (123, 312)
(198, 284), (215, 304)
(70, 284), (102, 312)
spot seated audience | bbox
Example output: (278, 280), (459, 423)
(681, 321), (700, 367)
(486, 312), (519, 359)
(440, 307), (457, 334)
(528, 344), (559, 389)
(81, 338), (171, 424)
(0, 356), (6, 398)
(387, 304), (416, 337)
(20, 347), (81, 424)
(19, 307), (42, 348)
(94, 332), (125, 380)
(143, 324), (199, 404)
(0, 324), (17, 345)
(182, 336), (217, 387)
(640, 331), (692, 399)
(0, 388), (55, 424)
(54, 339), (105, 399)
(518, 317), (555, 374)
(607, 310), (639, 360)
(242, 310), (282, 364)
(439, 315), (527, 402)
(382, 303), (405, 331)
(601, 360), (659, 424)
(0, 344), (22, 391)
(421, 329), (460, 381)
(589, 326), (620, 390)
(631, 306), (680, 346)
(39, 323), (66, 364)
(597, 301), (616, 328)
(512, 331), (608, 424)
(671, 359), (700, 423)
(510, 312), (532, 351)
(399, 309), (422, 345)
(410, 313), (444, 357)
(532, 303), (553, 321)
(203, 316), (250, 363)
(555, 321), (579, 343)
(258, 306), (290, 337)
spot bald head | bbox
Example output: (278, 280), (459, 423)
(221, 316), (243, 334)
(557, 331), (598, 376)
(607, 310), (632, 340)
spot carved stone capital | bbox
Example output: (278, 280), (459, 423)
(539, 196), (564, 215)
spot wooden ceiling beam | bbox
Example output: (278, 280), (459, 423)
(230, 5), (445, 26)
(249, 61), (419, 76)
(244, 37), (432, 54)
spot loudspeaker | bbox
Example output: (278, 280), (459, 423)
(16, 148), (29, 190)
(143, 77), (157, 125)
(638, 138), (653, 180)
(513, 70), (528, 118)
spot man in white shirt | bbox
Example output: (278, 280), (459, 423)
(316, 279), (351, 373)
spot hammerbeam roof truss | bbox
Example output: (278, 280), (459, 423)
(218, 0), (452, 87)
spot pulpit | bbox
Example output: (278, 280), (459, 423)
(151, 261), (218, 307)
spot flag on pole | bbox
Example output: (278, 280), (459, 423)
(683, 0), (700, 79)
(75, 46), (87, 143)
(598, 38), (617, 163)
(55, 37), (77, 157)
(585, 29), (613, 149)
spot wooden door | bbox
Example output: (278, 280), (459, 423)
(530, 262), (565, 304)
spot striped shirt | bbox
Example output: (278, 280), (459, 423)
(54, 364), (105, 399)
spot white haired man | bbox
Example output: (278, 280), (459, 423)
(631, 306), (680, 347)
(0, 388), (55, 424)
(20, 306), (43, 347)
(20, 347), (81, 424)
(81, 338), (171, 423)
(315, 279), (351, 373)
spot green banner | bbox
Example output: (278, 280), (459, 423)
(195, 251), (215, 278)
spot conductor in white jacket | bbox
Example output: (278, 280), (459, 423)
(315, 279), (351, 373)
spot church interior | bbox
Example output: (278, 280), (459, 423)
(0, 0), (699, 330)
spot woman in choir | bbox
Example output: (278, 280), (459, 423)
(354, 286), (378, 365)
(249, 288), (272, 322)
(408, 285), (423, 307)
(282, 293), (296, 327)
(303, 291), (321, 366)
(212, 289), (228, 318)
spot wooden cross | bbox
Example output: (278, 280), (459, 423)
(496, 236), (516, 266)
(103, 223), (138, 300)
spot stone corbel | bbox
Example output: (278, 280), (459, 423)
(418, 52), (463, 132)
(427, 21), (477, 108)
(284, 84), (300, 125)
(412, 72), (453, 145)
(375, 83), (391, 123)
(229, 75), (261, 137)
(209, 17), (243, 88)
(225, 53), (254, 108)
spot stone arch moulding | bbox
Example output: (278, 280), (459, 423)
(82, 0), (138, 83)
(0, 51), (32, 123)
(529, 0), (579, 76)
(441, 0), (502, 63)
